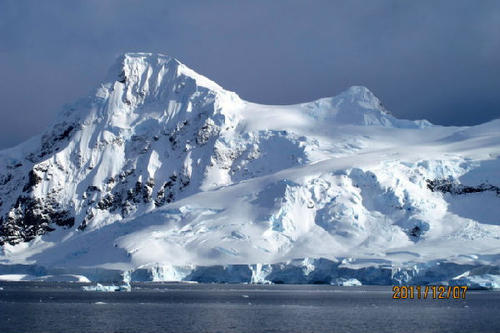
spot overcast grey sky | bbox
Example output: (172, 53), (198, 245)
(0, 0), (499, 149)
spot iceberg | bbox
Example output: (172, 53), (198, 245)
(83, 282), (131, 292)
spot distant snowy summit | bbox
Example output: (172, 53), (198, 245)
(0, 53), (499, 287)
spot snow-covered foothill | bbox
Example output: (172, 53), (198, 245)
(449, 270), (500, 289)
(34, 274), (91, 282)
(0, 274), (35, 282)
(0, 273), (90, 282)
(451, 275), (500, 290)
(0, 52), (499, 284)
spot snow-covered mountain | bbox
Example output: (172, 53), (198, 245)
(1, 53), (499, 286)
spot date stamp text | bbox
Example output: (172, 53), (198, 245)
(392, 285), (468, 299)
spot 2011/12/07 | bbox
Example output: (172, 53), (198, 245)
(392, 286), (468, 299)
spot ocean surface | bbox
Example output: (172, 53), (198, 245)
(0, 282), (499, 333)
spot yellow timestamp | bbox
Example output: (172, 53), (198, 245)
(392, 285), (468, 299)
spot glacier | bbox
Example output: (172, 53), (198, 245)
(0, 52), (499, 288)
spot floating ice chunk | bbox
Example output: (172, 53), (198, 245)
(83, 283), (119, 292)
(83, 282), (131, 292)
(331, 278), (362, 286)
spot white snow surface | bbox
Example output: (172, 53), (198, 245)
(0, 53), (499, 285)
(0, 274), (90, 282)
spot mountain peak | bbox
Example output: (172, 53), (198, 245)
(344, 85), (374, 95)
(106, 52), (225, 94)
(338, 85), (384, 110)
(1, 52), (498, 287)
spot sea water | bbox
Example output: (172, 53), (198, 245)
(1, 282), (499, 333)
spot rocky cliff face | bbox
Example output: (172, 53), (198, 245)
(0, 53), (245, 244)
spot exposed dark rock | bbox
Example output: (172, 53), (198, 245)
(78, 210), (94, 231)
(121, 200), (136, 217)
(143, 178), (155, 202)
(7, 162), (23, 169)
(196, 119), (220, 145)
(410, 226), (422, 238)
(97, 193), (119, 210)
(86, 185), (101, 193)
(22, 169), (42, 192)
(56, 125), (75, 141)
(118, 70), (127, 83)
(0, 196), (74, 245)
(426, 179), (500, 196)
(93, 177), (157, 218)
(155, 182), (175, 207)
(154, 174), (183, 207)
(0, 174), (12, 186)
(118, 169), (135, 182)
(38, 122), (79, 159)
(129, 135), (151, 154)
(180, 177), (190, 189)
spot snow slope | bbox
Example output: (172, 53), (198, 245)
(0, 53), (499, 286)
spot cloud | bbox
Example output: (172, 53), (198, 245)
(0, 0), (499, 148)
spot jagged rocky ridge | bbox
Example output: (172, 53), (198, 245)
(0, 53), (499, 287)
(0, 53), (241, 244)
